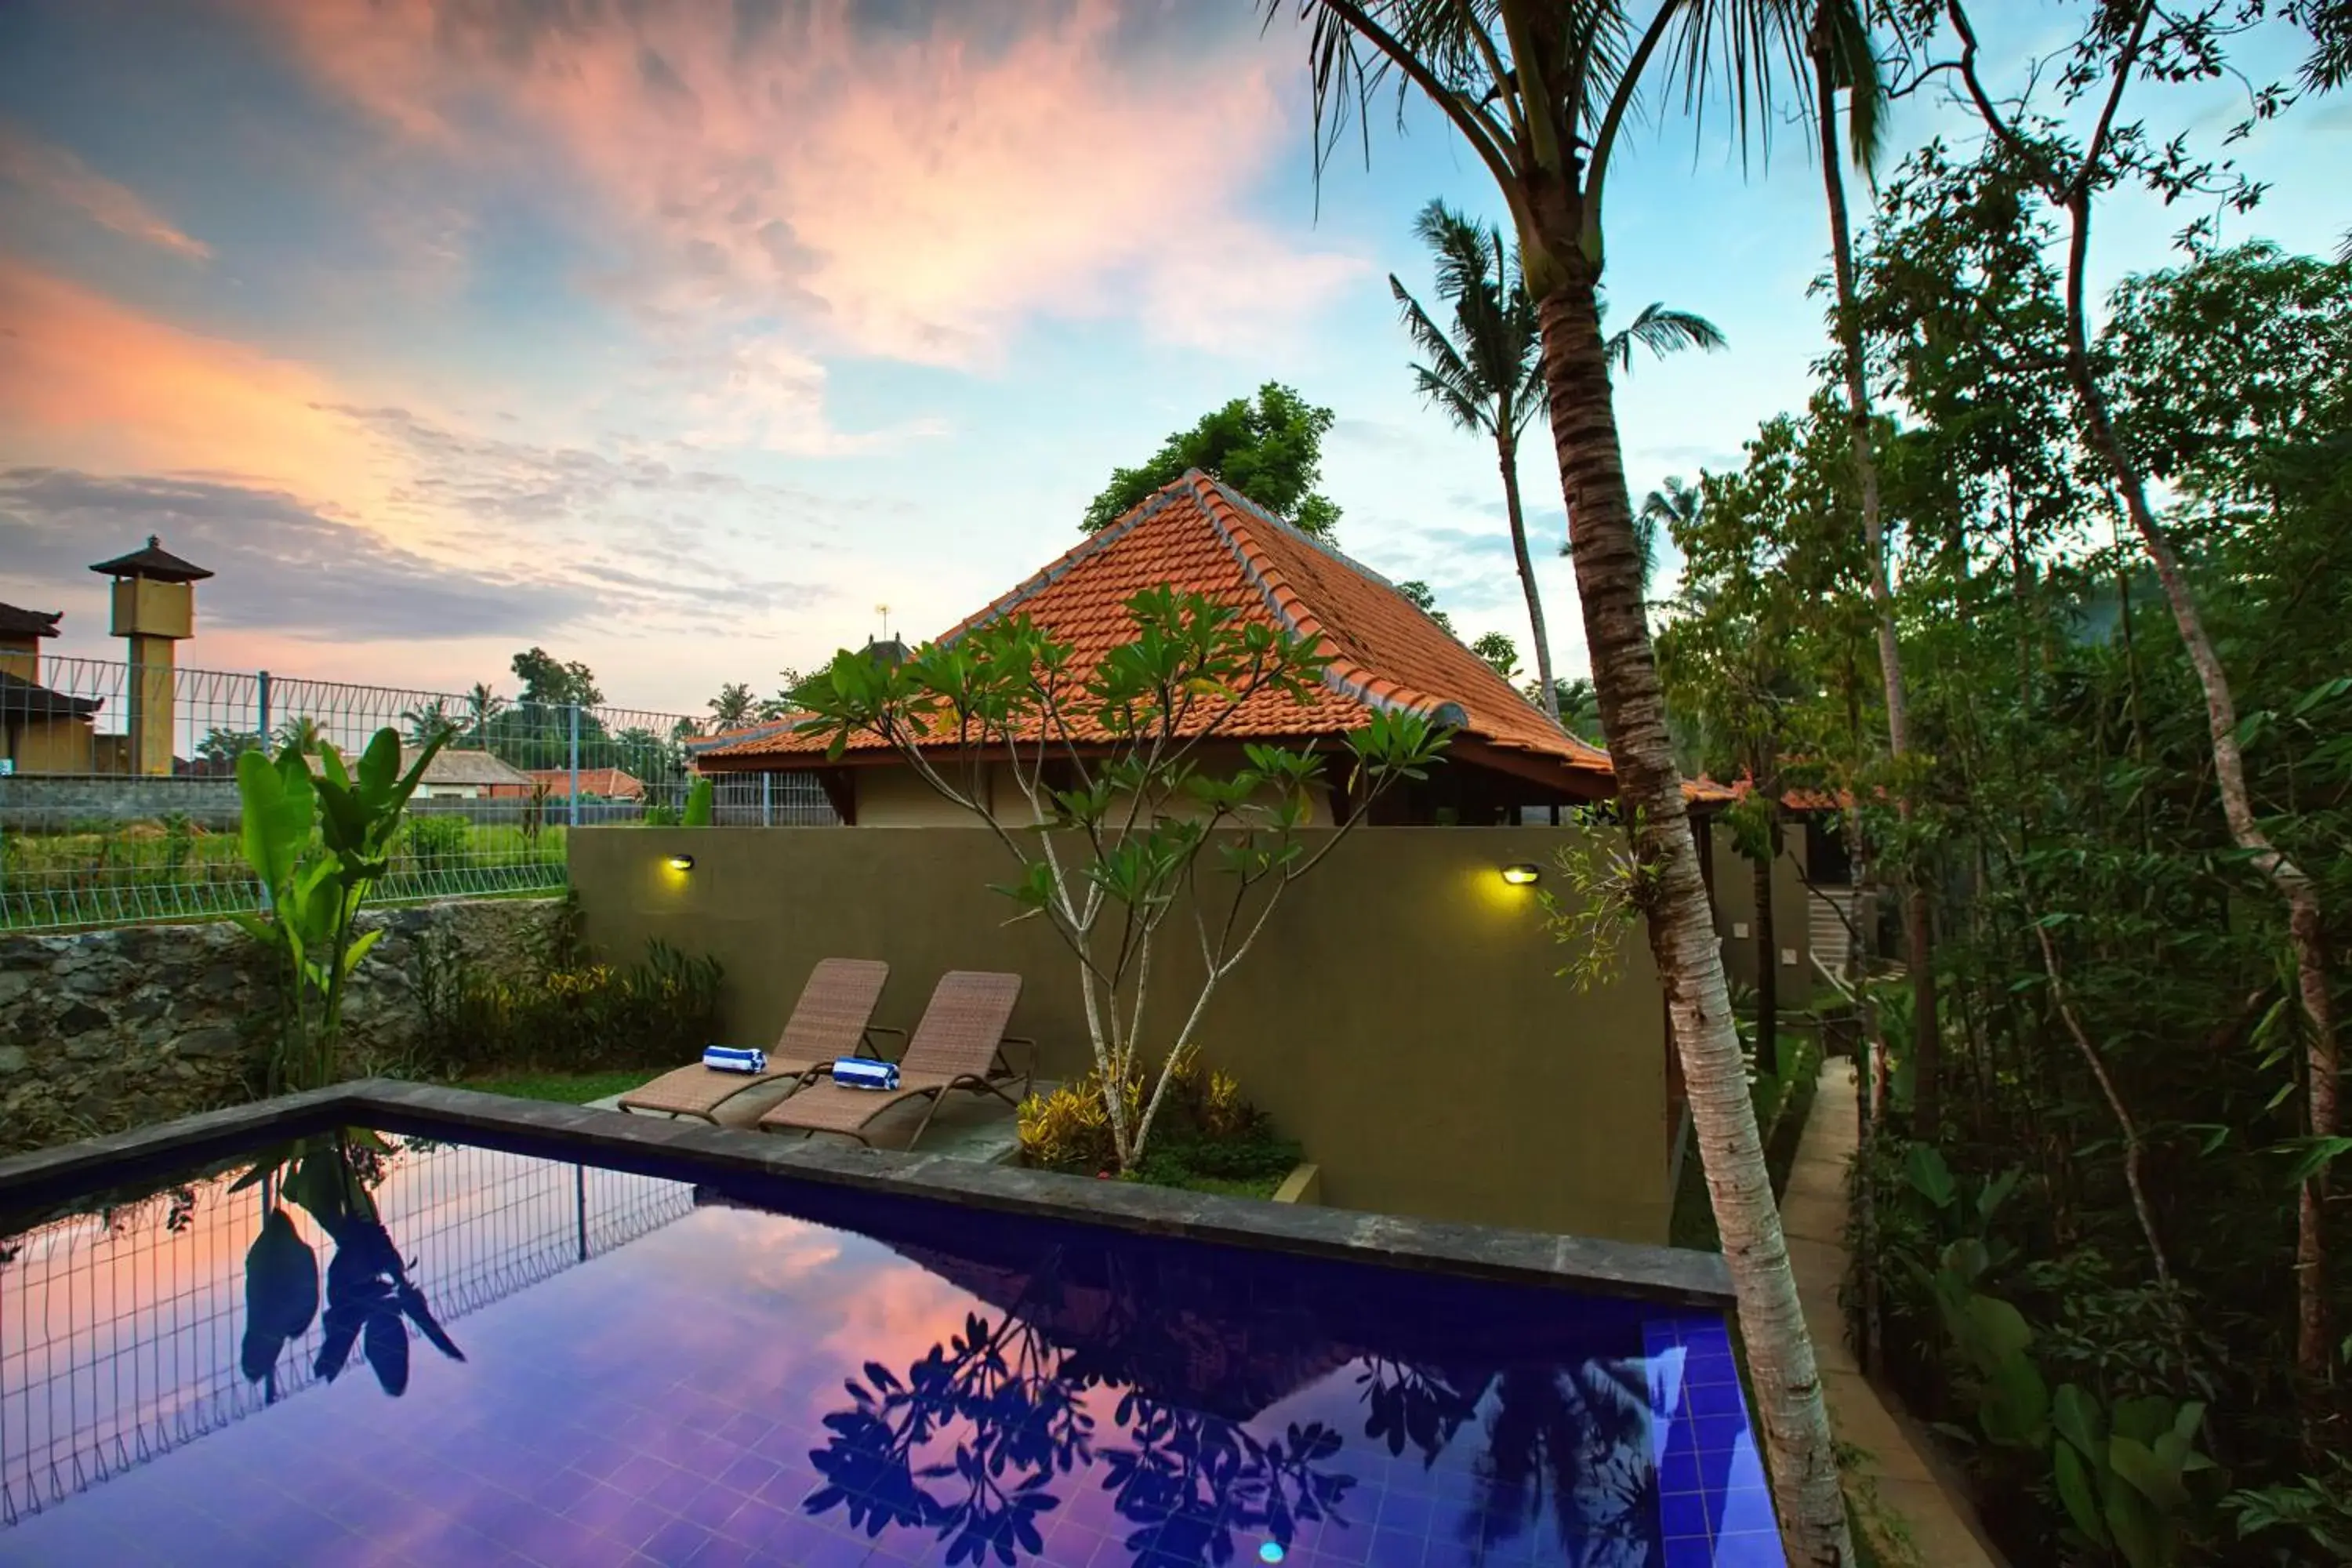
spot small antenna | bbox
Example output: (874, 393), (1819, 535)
(875, 602), (892, 640)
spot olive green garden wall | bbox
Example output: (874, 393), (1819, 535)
(571, 826), (1671, 1245)
(1709, 824), (1815, 1002)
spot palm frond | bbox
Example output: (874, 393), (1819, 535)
(1390, 276), (1497, 435)
(1661, 0), (1817, 179)
(1816, 0), (1886, 183)
(1606, 303), (1730, 373)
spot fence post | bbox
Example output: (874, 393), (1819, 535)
(761, 771), (772, 827)
(255, 670), (274, 913)
(567, 704), (581, 830)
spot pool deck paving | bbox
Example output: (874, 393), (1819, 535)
(1785, 1055), (2007, 1567)
(586, 1073), (1051, 1164)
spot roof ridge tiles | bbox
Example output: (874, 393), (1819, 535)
(1187, 472), (1455, 723)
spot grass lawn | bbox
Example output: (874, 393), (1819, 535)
(464, 1069), (650, 1105)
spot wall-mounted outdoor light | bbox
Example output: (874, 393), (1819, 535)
(666, 853), (695, 873)
(1501, 862), (1541, 887)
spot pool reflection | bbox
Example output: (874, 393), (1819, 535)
(3, 1138), (1771, 1565)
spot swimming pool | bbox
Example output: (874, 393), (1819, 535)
(0, 1092), (1780, 1566)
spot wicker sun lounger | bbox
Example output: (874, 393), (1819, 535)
(757, 970), (1033, 1149)
(617, 958), (895, 1122)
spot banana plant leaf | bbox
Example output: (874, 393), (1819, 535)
(239, 1207), (320, 1383)
(312, 1219), (463, 1396)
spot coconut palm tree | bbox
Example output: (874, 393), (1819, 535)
(463, 683), (505, 739)
(1269, 2), (1849, 1555)
(706, 682), (755, 729)
(1394, 204), (1722, 728)
(275, 714), (326, 755)
(400, 699), (455, 746)
(1390, 201), (1560, 722)
(1634, 475), (1704, 604)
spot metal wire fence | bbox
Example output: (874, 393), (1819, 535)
(0, 655), (836, 931)
(0, 1138), (698, 1526)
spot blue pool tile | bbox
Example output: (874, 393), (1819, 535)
(1657, 1442), (1707, 1497)
(1373, 1490), (1435, 1536)
(645, 1464), (713, 1515)
(685, 1534), (768, 1568)
(1711, 1526), (1789, 1566)
(1659, 1489), (1715, 1543)
(563, 1479), (640, 1530)
(711, 1450), (779, 1498)
(643, 1514), (716, 1566)
(607, 1494), (683, 1552)
(1365, 1526), (1428, 1568)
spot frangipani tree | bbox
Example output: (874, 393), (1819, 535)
(792, 586), (1450, 1170)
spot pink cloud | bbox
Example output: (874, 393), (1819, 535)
(0, 123), (212, 260)
(0, 258), (379, 497)
(241, 0), (1365, 367)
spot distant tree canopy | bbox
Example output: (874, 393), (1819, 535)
(1394, 579), (1456, 637)
(1082, 382), (1341, 537)
(510, 647), (603, 710)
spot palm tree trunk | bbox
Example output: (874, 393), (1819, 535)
(2055, 187), (2338, 1381)
(1497, 436), (1563, 725)
(1813, 34), (1940, 1138)
(1753, 795), (1780, 1083)
(1534, 259), (1851, 1564)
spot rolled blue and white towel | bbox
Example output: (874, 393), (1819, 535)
(831, 1056), (900, 1092)
(702, 1046), (768, 1076)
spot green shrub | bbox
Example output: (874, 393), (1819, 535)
(1017, 1054), (1298, 1194)
(415, 931), (721, 1077)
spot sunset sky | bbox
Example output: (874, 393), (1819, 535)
(1, 1), (2341, 717)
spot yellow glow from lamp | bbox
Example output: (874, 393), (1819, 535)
(666, 853), (695, 873)
(1501, 863), (1541, 887)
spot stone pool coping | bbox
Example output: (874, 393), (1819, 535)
(0, 1079), (1735, 1311)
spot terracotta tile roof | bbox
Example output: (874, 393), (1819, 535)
(696, 471), (1613, 787)
(1706, 772), (1848, 812)
(525, 767), (644, 799)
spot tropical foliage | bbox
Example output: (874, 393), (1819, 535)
(230, 727), (448, 1092)
(1081, 382), (1344, 537)
(791, 585), (1450, 1170)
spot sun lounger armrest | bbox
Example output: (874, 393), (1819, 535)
(860, 1024), (910, 1058)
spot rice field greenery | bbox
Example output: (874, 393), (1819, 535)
(0, 815), (572, 932)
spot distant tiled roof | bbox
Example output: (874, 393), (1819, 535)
(682, 717), (800, 759)
(526, 767), (644, 799)
(89, 535), (212, 583)
(302, 746), (530, 788)
(0, 668), (100, 720)
(696, 471), (1613, 789)
(1708, 773), (1846, 812)
(0, 603), (63, 640)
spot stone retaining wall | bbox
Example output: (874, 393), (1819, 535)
(0, 775), (244, 829)
(0, 898), (563, 1157)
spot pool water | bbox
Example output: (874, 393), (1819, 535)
(0, 1131), (1780, 1566)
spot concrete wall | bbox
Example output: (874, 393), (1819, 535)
(1709, 822), (1813, 1000)
(0, 898), (563, 1159)
(3, 719), (100, 778)
(572, 825), (1671, 1244)
(844, 755), (1338, 829)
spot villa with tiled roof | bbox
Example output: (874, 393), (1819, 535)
(693, 470), (1619, 825)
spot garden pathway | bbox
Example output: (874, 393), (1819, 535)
(1783, 1056), (2007, 1567)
